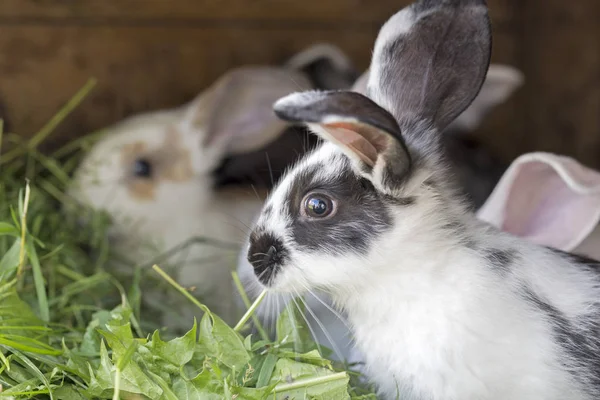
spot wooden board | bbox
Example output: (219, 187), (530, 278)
(0, 0), (514, 24)
(0, 0), (518, 149)
(2, 0), (598, 171)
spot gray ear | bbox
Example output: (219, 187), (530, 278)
(274, 91), (411, 195)
(368, 0), (492, 132)
(285, 43), (360, 90)
(182, 66), (313, 156)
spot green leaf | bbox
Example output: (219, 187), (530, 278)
(86, 340), (162, 399)
(145, 370), (178, 400)
(0, 222), (18, 236)
(171, 367), (223, 400)
(79, 309), (112, 355)
(270, 358), (350, 400)
(53, 386), (88, 400)
(231, 385), (276, 400)
(276, 300), (317, 354)
(198, 313), (250, 370)
(243, 334), (252, 351)
(0, 239), (21, 277)
(147, 319), (196, 367)
(256, 353), (277, 388)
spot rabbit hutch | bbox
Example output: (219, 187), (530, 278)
(0, 0), (599, 399)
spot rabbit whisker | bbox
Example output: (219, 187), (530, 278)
(289, 293), (326, 359)
(295, 291), (345, 362)
(302, 285), (354, 343)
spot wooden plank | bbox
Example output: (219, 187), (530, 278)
(518, 25), (600, 168)
(0, 23), (520, 150)
(0, 0), (513, 25)
(522, 0), (599, 27)
(0, 25), (382, 146)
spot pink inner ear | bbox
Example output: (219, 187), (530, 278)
(502, 161), (600, 250)
(324, 122), (385, 166)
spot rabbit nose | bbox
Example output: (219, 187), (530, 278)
(265, 245), (277, 262)
(247, 232), (289, 285)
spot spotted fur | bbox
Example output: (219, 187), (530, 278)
(246, 1), (600, 399)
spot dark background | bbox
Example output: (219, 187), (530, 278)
(0, 0), (598, 168)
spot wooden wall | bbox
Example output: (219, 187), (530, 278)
(0, 0), (598, 167)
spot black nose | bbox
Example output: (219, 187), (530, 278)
(247, 232), (288, 285)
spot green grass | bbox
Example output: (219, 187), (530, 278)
(0, 81), (377, 399)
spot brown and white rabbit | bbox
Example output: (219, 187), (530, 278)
(246, 1), (600, 399)
(236, 63), (524, 365)
(67, 44), (357, 329)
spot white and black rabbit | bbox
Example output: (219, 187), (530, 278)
(245, 1), (600, 399)
(236, 63), (524, 365)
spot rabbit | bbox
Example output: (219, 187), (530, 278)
(236, 63), (525, 366)
(67, 43), (358, 330)
(244, 0), (600, 399)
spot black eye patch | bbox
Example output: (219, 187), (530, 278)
(285, 157), (394, 256)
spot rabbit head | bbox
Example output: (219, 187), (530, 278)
(246, 0), (492, 293)
(236, 61), (524, 362)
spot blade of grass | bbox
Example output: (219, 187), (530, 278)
(26, 239), (50, 322)
(16, 184), (30, 279)
(29, 78), (97, 149)
(152, 264), (210, 315)
(273, 371), (348, 392)
(232, 271), (269, 341)
(0, 78), (96, 166)
(10, 350), (55, 400)
(0, 336), (62, 356)
(0, 349), (9, 372)
(233, 289), (267, 333)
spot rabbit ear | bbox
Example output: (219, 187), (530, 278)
(182, 66), (312, 156)
(285, 43), (359, 90)
(368, 0), (492, 132)
(274, 90), (411, 195)
(477, 152), (600, 252)
(448, 64), (524, 132)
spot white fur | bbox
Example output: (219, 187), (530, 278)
(257, 141), (600, 399)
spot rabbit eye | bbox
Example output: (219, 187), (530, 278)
(133, 158), (153, 178)
(303, 193), (336, 219)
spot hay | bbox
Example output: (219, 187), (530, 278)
(0, 81), (377, 399)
